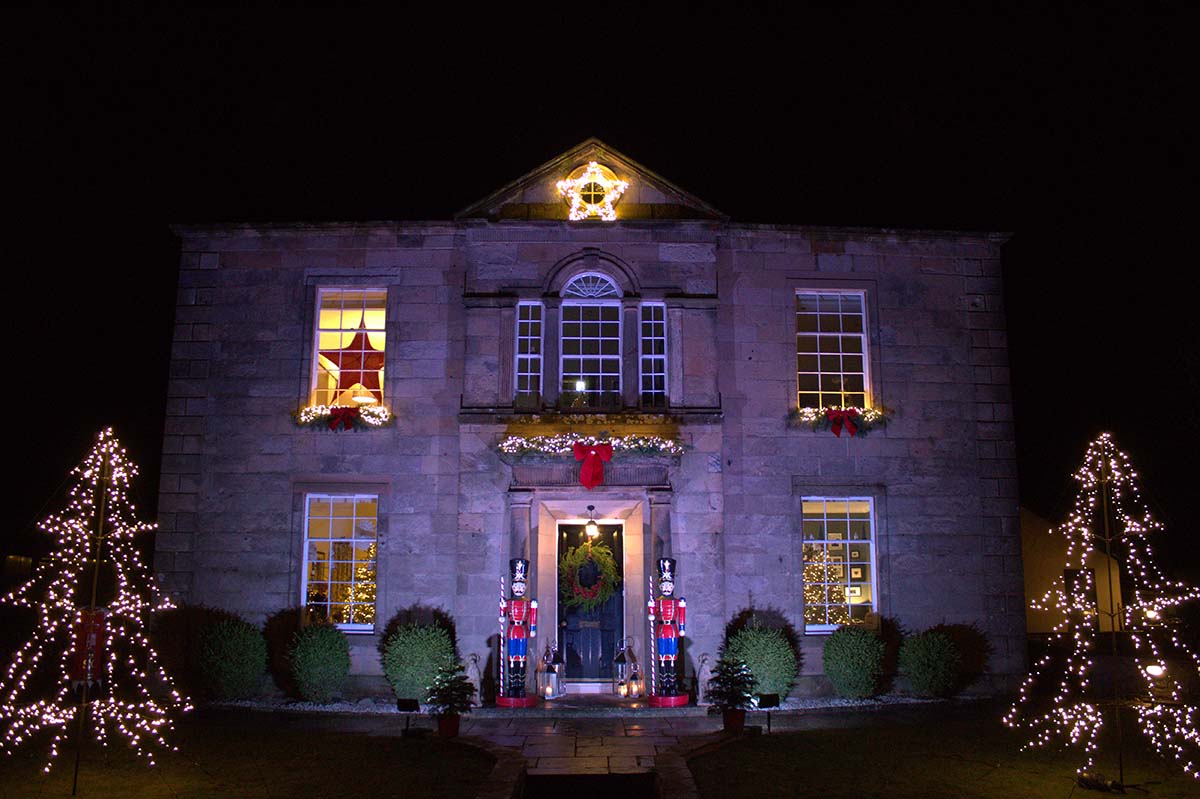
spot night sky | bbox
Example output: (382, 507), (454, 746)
(6, 7), (1196, 576)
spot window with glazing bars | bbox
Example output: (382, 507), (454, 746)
(312, 288), (387, 407)
(560, 303), (621, 401)
(302, 494), (377, 631)
(515, 302), (543, 399)
(801, 498), (876, 632)
(796, 291), (867, 409)
(639, 303), (667, 407)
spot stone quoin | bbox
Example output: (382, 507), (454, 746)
(155, 138), (1022, 697)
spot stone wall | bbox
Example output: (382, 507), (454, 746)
(157, 220), (1022, 692)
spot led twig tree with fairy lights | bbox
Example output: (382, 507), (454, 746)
(0, 428), (189, 789)
(1005, 433), (1200, 784)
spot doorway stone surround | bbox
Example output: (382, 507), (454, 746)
(510, 491), (667, 680)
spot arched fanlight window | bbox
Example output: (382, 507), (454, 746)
(562, 273), (621, 299)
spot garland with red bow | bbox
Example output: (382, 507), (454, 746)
(786, 406), (888, 437)
(296, 404), (393, 431)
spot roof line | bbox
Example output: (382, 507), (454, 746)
(453, 137), (728, 221)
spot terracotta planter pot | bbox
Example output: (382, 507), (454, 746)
(722, 709), (746, 733)
(437, 714), (461, 738)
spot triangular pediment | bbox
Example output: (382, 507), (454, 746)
(455, 138), (725, 222)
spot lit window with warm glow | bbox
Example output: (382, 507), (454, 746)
(302, 494), (377, 632)
(311, 289), (387, 407)
(796, 291), (868, 409)
(802, 498), (876, 632)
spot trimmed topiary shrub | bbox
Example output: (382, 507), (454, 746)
(290, 624), (351, 703)
(197, 618), (267, 700)
(822, 626), (885, 698)
(927, 622), (992, 692)
(724, 624), (799, 698)
(899, 630), (961, 697)
(381, 623), (455, 702)
(151, 604), (243, 697)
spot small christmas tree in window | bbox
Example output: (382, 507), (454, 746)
(1004, 433), (1200, 784)
(0, 429), (190, 778)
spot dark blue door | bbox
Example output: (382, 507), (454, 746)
(559, 524), (623, 680)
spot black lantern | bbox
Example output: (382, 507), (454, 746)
(613, 645), (628, 695)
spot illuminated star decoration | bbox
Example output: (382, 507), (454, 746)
(318, 320), (385, 404)
(556, 161), (629, 221)
(0, 428), (190, 772)
(1003, 433), (1200, 780)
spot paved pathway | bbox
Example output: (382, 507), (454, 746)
(460, 715), (723, 776)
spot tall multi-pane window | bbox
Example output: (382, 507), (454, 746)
(795, 291), (867, 409)
(312, 289), (387, 407)
(302, 494), (377, 632)
(560, 274), (622, 405)
(639, 303), (667, 408)
(515, 302), (544, 400)
(801, 498), (876, 632)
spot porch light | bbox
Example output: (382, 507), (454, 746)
(585, 504), (599, 539)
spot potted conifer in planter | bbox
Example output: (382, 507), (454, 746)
(426, 662), (475, 738)
(707, 656), (757, 733)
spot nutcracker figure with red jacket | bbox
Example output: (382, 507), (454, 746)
(500, 558), (538, 698)
(648, 558), (686, 698)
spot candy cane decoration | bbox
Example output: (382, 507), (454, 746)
(498, 574), (506, 697)
(647, 574), (657, 696)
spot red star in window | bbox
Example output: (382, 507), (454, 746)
(318, 321), (385, 403)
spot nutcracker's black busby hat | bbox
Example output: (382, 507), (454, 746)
(509, 558), (530, 585)
(656, 558), (676, 582)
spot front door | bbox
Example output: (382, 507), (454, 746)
(558, 523), (624, 680)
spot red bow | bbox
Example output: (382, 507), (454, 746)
(328, 406), (361, 431)
(573, 443), (613, 490)
(826, 408), (859, 437)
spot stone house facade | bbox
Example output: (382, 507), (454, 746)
(156, 139), (1024, 695)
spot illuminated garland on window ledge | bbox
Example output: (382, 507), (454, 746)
(1003, 433), (1200, 782)
(296, 404), (393, 431)
(498, 433), (685, 458)
(786, 406), (889, 437)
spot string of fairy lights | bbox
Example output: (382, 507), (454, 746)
(1003, 433), (1200, 780)
(297, 403), (392, 428)
(556, 161), (629, 221)
(0, 429), (190, 772)
(497, 433), (685, 457)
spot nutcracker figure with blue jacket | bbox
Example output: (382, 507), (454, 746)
(648, 558), (687, 704)
(499, 558), (538, 701)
